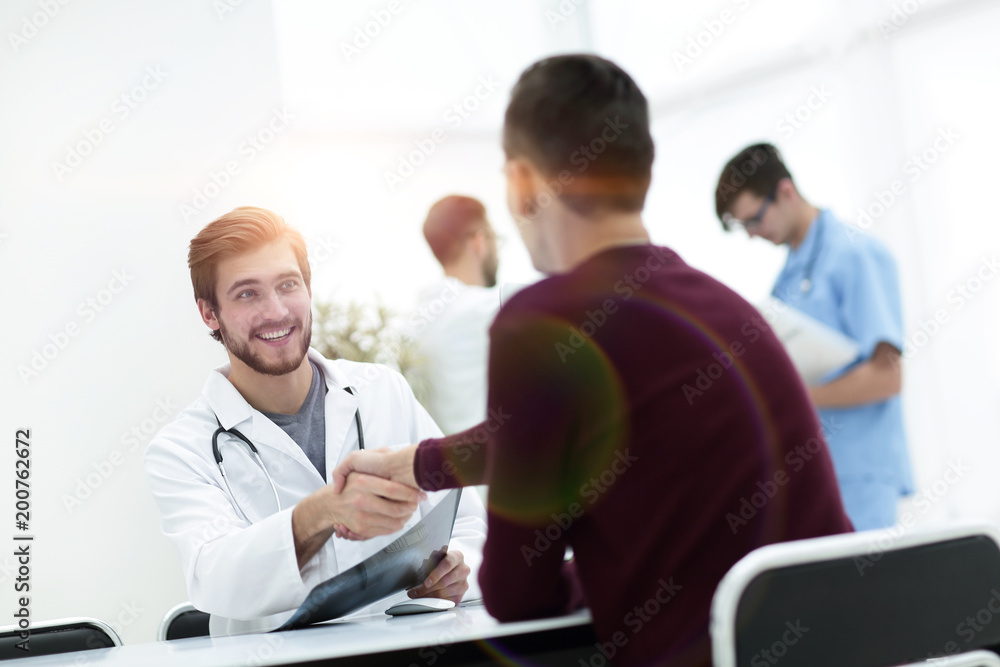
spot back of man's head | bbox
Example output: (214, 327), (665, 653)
(715, 143), (793, 227)
(503, 54), (655, 216)
(422, 195), (488, 266)
(189, 206), (311, 342)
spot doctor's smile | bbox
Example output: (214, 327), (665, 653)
(255, 327), (293, 342)
(198, 238), (322, 379)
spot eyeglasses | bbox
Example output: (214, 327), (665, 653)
(473, 227), (506, 249)
(722, 186), (778, 232)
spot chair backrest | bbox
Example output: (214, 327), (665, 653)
(0, 617), (121, 659)
(157, 602), (211, 641)
(710, 523), (1000, 667)
(912, 650), (1000, 667)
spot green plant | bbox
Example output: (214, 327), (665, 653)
(311, 298), (429, 404)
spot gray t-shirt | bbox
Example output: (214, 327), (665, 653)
(262, 361), (328, 479)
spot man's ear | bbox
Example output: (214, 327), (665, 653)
(505, 159), (539, 219)
(468, 227), (488, 260)
(197, 298), (221, 333)
(776, 177), (797, 202)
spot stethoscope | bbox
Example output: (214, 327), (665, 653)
(773, 213), (825, 297)
(212, 386), (365, 522)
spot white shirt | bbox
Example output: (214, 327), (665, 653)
(144, 349), (486, 636)
(412, 278), (503, 435)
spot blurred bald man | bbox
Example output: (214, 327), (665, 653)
(413, 195), (503, 435)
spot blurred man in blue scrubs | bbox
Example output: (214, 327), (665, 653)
(715, 143), (912, 530)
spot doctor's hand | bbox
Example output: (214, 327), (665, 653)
(293, 473), (424, 568)
(334, 473), (424, 537)
(332, 446), (419, 494)
(406, 550), (470, 604)
(331, 446), (421, 540)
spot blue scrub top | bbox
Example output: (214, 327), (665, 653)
(772, 209), (913, 496)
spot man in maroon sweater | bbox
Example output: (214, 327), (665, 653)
(334, 55), (852, 666)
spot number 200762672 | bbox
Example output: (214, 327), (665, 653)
(15, 430), (30, 531)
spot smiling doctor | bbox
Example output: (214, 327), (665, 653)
(144, 206), (486, 636)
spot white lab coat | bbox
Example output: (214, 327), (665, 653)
(144, 349), (486, 636)
(413, 278), (502, 435)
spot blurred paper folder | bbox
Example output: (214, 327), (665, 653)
(757, 297), (861, 385)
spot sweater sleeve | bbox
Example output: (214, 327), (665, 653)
(414, 294), (604, 621)
(413, 423), (491, 491)
(477, 301), (605, 621)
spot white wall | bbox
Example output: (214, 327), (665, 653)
(0, 0), (997, 644)
(0, 0), (289, 644)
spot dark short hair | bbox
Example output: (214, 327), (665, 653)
(422, 195), (488, 266)
(503, 54), (655, 216)
(715, 143), (792, 228)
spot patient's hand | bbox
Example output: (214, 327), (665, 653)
(333, 446), (419, 493)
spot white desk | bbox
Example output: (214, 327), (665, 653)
(6, 603), (595, 667)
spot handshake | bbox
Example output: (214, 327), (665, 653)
(320, 444), (472, 604)
(328, 444), (423, 541)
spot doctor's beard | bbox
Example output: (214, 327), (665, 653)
(219, 313), (312, 376)
(482, 249), (498, 288)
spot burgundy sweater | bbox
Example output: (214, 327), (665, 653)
(414, 245), (853, 666)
